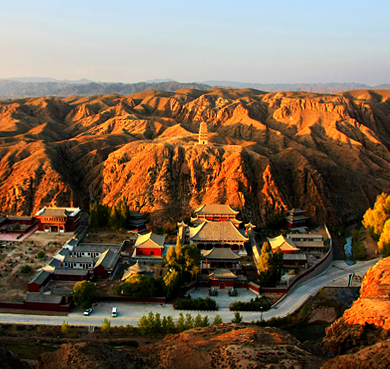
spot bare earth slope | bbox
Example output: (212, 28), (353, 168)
(322, 257), (390, 368)
(1, 89), (390, 225)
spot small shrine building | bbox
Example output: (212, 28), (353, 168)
(133, 232), (165, 258)
(285, 208), (309, 229)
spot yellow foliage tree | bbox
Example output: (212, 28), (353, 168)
(378, 219), (390, 257)
(363, 193), (390, 238)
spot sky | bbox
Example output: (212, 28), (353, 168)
(0, 0), (389, 85)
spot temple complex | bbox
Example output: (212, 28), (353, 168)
(198, 243), (247, 289)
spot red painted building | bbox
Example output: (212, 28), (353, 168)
(133, 232), (165, 258)
(0, 216), (37, 234)
(28, 270), (51, 292)
(35, 207), (81, 233)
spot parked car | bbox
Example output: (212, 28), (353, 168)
(83, 308), (93, 316)
(112, 306), (117, 317)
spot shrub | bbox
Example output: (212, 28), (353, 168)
(61, 321), (70, 334)
(174, 297), (217, 310)
(230, 297), (271, 312)
(11, 222), (21, 231)
(37, 250), (45, 259)
(213, 315), (223, 325)
(21, 265), (32, 274)
(101, 318), (111, 333)
(231, 311), (243, 323)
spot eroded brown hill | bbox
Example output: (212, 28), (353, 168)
(321, 257), (390, 368)
(1, 89), (390, 225)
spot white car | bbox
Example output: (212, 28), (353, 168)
(112, 307), (117, 317)
(83, 308), (93, 316)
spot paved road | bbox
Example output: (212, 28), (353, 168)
(0, 258), (379, 327)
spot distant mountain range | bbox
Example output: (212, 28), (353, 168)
(0, 78), (389, 99)
(203, 80), (390, 93)
(0, 79), (210, 99)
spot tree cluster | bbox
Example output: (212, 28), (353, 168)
(114, 274), (163, 297)
(230, 296), (271, 311)
(163, 239), (201, 299)
(89, 200), (132, 230)
(72, 280), (100, 309)
(174, 297), (217, 310)
(257, 242), (284, 286)
(363, 193), (390, 256)
(138, 312), (224, 335)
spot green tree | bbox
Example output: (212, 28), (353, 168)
(194, 314), (203, 327)
(121, 274), (156, 297)
(163, 269), (181, 299)
(101, 318), (111, 333)
(163, 243), (201, 297)
(213, 315), (223, 325)
(258, 242), (283, 286)
(162, 316), (176, 333)
(176, 313), (186, 332)
(11, 222), (21, 231)
(232, 311), (243, 323)
(72, 281), (100, 309)
(184, 313), (194, 330)
(138, 315), (151, 335)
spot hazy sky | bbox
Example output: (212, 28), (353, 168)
(1, 0), (389, 84)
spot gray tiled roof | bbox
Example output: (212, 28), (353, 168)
(194, 204), (239, 215)
(64, 256), (94, 263)
(29, 270), (51, 285)
(36, 207), (80, 217)
(53, 269), (90, 276)
(25, 292), (63, 304)
(94, 249), (120, 270)
(189, 221), (248, 243)
(135, 232), (165, 248)
(208, 268), (237, 279)
(203, 248), (241, 260)
(74, 244), (121, 253)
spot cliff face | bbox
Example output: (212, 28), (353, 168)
(1, 89), (390, 225)
(321, 257), (390, 368)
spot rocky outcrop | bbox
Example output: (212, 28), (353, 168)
(37, 341), (134, 369)
(1, 89), (390, 225)
(321, 257), (390, 367)
(137, 324), (326, 369)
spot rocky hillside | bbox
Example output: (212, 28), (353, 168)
(34, 325), (327, 369)
(322, 257), (390, 368)
(1, 88), (390, 225)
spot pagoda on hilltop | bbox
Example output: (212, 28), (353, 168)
(198, 122), (209, 145)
